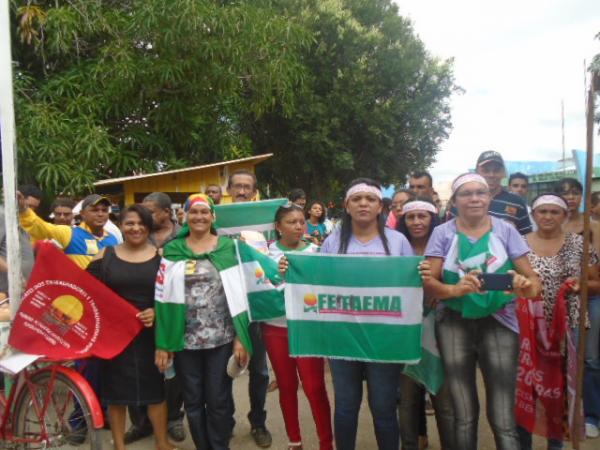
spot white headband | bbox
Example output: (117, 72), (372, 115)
(452, 173), (488, 195)
(345, 183), (383, 202)
(402, 201), (438, 215)
(532, 195), (568, 211)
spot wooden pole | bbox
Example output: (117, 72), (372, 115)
(572, 70), (598, 449)
(0, 0), (23, 319)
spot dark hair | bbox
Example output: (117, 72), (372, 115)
(288, 188), (306, 202)
(554, 177), (583, 194)
(50, 197), (76, 211)
(409, 171), (433, 186)
(392, 189), (416, 203)
(227, 169), (257, 190)
(306, 200), (326, 223)
(121, 204), (154, 231)
(338, 178), (390, 255)
(396, 197), (440, 243)
(274, 203), (305, 239)
(19, 184), (42, 200)
(592, 191), (600, 207)
(143, 192), (172, 210)
(508, 172), (529, 184)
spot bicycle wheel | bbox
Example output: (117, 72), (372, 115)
(12, 369), (102, 449)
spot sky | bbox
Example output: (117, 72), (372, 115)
(394, 0), (600, 183)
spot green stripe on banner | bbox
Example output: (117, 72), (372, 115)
(214, 199), (288, 229)
(286, 253), (424, 288)
(287, 320), (422, 363)
(248, 290), (285, 321)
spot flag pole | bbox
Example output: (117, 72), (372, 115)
(572, 69), (598, 450)
(0, 0), (23, 319)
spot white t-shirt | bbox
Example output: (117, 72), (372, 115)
(265, 241), (319, 328)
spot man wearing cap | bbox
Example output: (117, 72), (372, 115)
(18, 192), (119, 269)
(476, 151), (533, 235)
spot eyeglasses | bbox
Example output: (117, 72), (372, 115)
(455, 189), (490, 199)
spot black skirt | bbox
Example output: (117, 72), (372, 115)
(101, 326), (164, 405)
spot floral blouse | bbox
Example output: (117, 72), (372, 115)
(526, 232), (599, 328)
(183, 259), (235, 349)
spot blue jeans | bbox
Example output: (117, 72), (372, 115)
(585, 295), (600, 427)
(175, 343), (234, 450)
(247, 322), (269, 428)
(436, 308), (520, 450)
(330, 359), (401, 450)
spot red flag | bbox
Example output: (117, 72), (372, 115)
(9, 241), (143, 359)
(515, 281), (581, 442)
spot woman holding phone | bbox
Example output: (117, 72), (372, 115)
(420, 173), (540, 450)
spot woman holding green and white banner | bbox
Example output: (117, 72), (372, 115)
(305, 178), (413, 450)
(421, 173), (540, 450)
(263, 203), (333, 450)
(154, 194), (249, 450)
(396, 198), (455, 450)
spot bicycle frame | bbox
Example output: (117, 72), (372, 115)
(0, 363), (104, 445)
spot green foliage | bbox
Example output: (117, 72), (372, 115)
(11, 0), (456, 201)
(251, 0), (458, 201)
(11, 0), (309, 195)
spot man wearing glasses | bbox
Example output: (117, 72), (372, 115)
(226, 169), (272, 448)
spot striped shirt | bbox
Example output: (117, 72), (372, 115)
(488, 189), (532, 235)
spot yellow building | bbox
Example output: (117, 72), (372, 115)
(94, 153), (272, 206)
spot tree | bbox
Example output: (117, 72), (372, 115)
(10, 0), (309, 195)
(10, 0), (456, 202)
(250, 0), (458, 200)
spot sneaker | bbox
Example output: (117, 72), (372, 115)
(168, 420), (186, 442)
(251, 426), (272, 447)
(124, 425), (153, 444)
(65, 425), (87, 446)
(586, 422), (600, 438)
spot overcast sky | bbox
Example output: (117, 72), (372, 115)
(394, 0), (600, 183)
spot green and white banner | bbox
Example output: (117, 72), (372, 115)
(214, 198), (288, 241)
(285, 253), (424, 363)
(234, 240), (286, 322)
(402, 308), (445, 394)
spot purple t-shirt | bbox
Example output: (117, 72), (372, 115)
(424, 217), (530, 332)
(321, 227), (414, 256)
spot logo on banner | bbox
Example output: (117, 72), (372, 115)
(302, 292), (403, 317)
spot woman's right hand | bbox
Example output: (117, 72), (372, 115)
(279, 256), (289, 276)
(453, 270), (482, 296)
(155, 349), (172, 373)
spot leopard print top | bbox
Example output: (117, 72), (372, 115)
(526, 232), (598, 328)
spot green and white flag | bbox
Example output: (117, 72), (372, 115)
(234, 240), (286, 322)
(156, 236), (254, 354)
(402, 308), (445, 394)
(285, 253), (424, 363)
(214, 198), (288, 241)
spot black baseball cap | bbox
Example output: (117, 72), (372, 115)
(81, 194), (110, 210)
(476, 150), (504, 168)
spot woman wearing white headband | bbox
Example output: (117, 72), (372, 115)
(279, 177), (413, 450)
(420, 172), (540, 450)
(517, 193), (600, 449)
(396, 198), (455, 450)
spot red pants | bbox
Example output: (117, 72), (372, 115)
(262, 324), (333, 450)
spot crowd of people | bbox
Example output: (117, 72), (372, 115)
(0, 151), (599, 450)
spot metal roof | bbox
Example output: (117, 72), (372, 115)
(94, 153), (273, 186)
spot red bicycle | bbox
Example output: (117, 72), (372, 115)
(0, 359), (103, 449)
